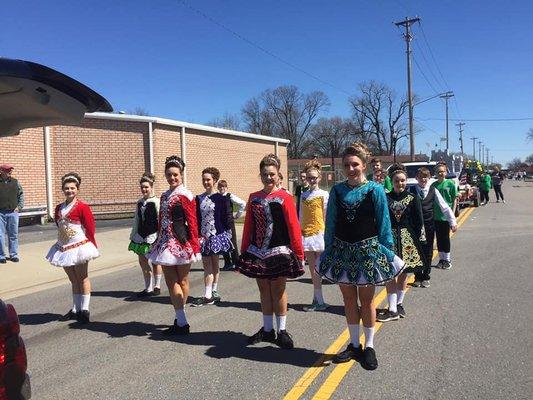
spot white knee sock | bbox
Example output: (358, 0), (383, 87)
(175, 309), (188, 327)
(363, 326), (375, 348)
(397, 290), (406, 305)
(212, 282), (218, 292)
(348, 324), (360, 346)
(72, 294), (80, 312)
(387, 293), (398, 313)
(443, 252), (451, 262)
(80, 294), (90, 311)
(438, 251), (444, 261)
(74, 294), (82, 312)
(314, 288), (325, 304)
(144, 274), (153, 291)
(263, 314), (273, 332)
(276, 315), (287, 332)
(204, 284), (213, 299)
(154, 274), (162, 289)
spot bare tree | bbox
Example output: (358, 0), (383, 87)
(241, 85), (330, 158)
(206, 112), (241, 131)
(507, 157), (523, 170)
(130, 107), (150, 116)
(527, 128), (533, 142)
(349, 81), (409, 155)
(525, 154), (533, 165)
(306, 117), (361, 158)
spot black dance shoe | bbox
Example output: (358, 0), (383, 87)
(58, 309), (78, 321)
(77, 310), (90, 324)
(137, 289), (154, 298)
(248, 327), (276, 345)
(333, 343), (363, 364)
(152, 287), (161, 296)
(360, 347), (378, 370)
(163, 319), (190, 335)
(276, 330), (294, 349)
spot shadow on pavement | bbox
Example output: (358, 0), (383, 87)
(68, 320), (166, 338)
(212, 300), (262, 312)
(289, 303), (344, 316)
(91, 290), (181, 305)
(18, 312), (62, 325)
(149, 329), (328, 367)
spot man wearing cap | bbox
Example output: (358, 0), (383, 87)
(0, 164), (24, 263)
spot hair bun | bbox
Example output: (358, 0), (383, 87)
(388, 163), (406, 177)
(165, 155), (185, 170)
(304, 159), (322, 173)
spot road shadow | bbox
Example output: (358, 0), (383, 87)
(68, 320), (165, 338)
(288, 277), (336, 285)
(288, 303), (344, 316)
(18, 312), (62, 325)
(91, 290), (189, 305)
(149, 329), (330, 368)
(210, 300), (262, 312)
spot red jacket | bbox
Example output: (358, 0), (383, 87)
(54, 200), (97, 247)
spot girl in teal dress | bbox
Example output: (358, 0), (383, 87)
(317, 144), (404, 371)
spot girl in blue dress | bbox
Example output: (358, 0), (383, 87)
(317, 143), (404, 370)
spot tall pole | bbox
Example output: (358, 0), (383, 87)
(395, 16), (420, 161)
(440, 91), (454, 152)
(471, 137), (478, 160)
(479, 142), (483, 164)
(486, 148), (489, 166)
(456, 122), (465, 155)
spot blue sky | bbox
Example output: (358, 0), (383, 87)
(2, 0), (532, 165)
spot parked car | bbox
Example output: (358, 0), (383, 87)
(0, 57), (112, 399)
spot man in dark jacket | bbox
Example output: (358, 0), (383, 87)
(0, 164), (24, 263)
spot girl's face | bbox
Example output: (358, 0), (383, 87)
(261, 165), (279, 191)
(417, 174), (429, 188)
(218, 185), (227, 195)
(165, 166), (182, 189)
(140, 182), (153, 198)
(202, 173), (216, 191)
(343, 155), (366, 183)
(306, 169), (321, 190)
(62, 182), (78, 201)
(436, 166), (447, 181)
(392, 172), (407, 193)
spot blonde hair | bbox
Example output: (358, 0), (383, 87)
(341, 142), (370, 164)
(304, 159), (322, 175)
(259, 153), (281, 171)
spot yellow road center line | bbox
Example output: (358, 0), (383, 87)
(308, 206), (475, 400)
(283, 206), (475, 400)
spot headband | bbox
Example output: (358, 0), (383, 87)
(62, 175), (80, 184)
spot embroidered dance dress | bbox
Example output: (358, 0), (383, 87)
(237, 188), (304, 279)
(386, 190), (425, 274)
(196, 192), (234, 256)
(299, 188), (329, 252)
(46, 200), (99, 267)
(317, 181), (404, 286)
(147, 185), (201, 266)
(128, 196), (160, 256)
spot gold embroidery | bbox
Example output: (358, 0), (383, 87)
(301, 196), (325, 236)
(57, 219), (77, 243)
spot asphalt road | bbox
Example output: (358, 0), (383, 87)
(9, 182), (533, 400)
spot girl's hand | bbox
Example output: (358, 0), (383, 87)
(451, 225), (458, 233)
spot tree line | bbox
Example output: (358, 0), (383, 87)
(206, 81), (409, 159)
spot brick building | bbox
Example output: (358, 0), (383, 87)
(0, 113), (289, 221)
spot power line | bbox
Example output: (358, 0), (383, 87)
(413, 38), (446, 93)
(418, 117), (533, 122)
(178, 0), (352, 96)
(418, 24), (451, 90)
(412, 55), (440, 95)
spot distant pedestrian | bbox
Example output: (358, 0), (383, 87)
(479, 171), (492, 205)
(147, 156), (201, 335)
(47, 173), (99, 324)
(218, 179), (246, 271)
(431, 162), (458, 270)
(0, 163), (24, 263)
(410, 167), (457, 287)
(294, 170), (310, 217)
(191, 167), (234, 306)
(128, 173), (163, 297)
(492, 169), (505, 203)
(317, 143), (404, 370)
(299, 159), (329, 312)
(237, 154), (304, 350)
(378, 164), (425, 323)
(367, 158), (393, 192)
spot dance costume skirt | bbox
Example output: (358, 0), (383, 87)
(237, 245), (304, 279)
(392, 227), (425, 274)
(46, 240), (100, 268)
(317, 236), (404, 286)
(201, 230), (233, 256)
(128, 241), (151, 256)
(302, 232), (325, 252)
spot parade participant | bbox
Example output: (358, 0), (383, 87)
(479, 171), (492, 205)
(46, 173), (99, 324)
(492, 168), (505, 203)
(237, 154), (304, 350)
(411, 167), (457, 287)
(377, 164), (425, 322)
(0, 163), (24, 263)
(299, 160), (329, 311)
(217, 179), (246, 271)
(431, 162), (458, 270)
(147, 156), (201, 335)
(317, 143), (404, 370)
(294, 170), (309, 218)
(367, 158), (393, 192)
(128, 173), (162, 297)
(192, 167), (234, 306)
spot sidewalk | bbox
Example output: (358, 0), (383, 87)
(0, 224), (244, 300)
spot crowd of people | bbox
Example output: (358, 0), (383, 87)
(2, 145), (508, 371)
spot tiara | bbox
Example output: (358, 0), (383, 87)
(62, 175), (80, 184)
(165, 156), (185, 169)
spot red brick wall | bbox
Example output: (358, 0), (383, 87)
(152, 124), (182, 197)
(0, 127), (46, 208)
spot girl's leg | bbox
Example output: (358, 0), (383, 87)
(304, 251), (326, 308)
(248, 278), (276, 344)
(271, 277), (293, 348)
(435, 220), (452, 267)
(162, 265), (190, 332)
(358, 285), (378, 369)
(202, 256), (214, 299)
(73, 262), (91, 311)
(396, 273), (409, 317)
(339, 284), (361, 344)
(210, 254), (221, 297)
(138, 254), (153, 293)
(151, 262), (163, 292)
(377, 279), (398, 322)
(63, 267), (80, 313)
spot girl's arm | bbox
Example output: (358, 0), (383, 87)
(434, 190), (457, 229)
(323, 186), (338, 252)
(281, 192), (304, 260)
(230, 193), (247, 219)
(182, 195), (201, 255)
(372, 185), (394, 250)
(240, 194), (254, 253)
(80, 203), (97, 247)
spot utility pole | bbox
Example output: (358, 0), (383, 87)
(456, 122), (465, 155)
(486, 148), (490, 166)
(478, 141), (483, 162)
(471, 137), (478, 160)
(440, 91), (454, 152)
(395, 16), (420, 161)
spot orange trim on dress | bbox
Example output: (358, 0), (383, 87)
(59, 239), (89, 252)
